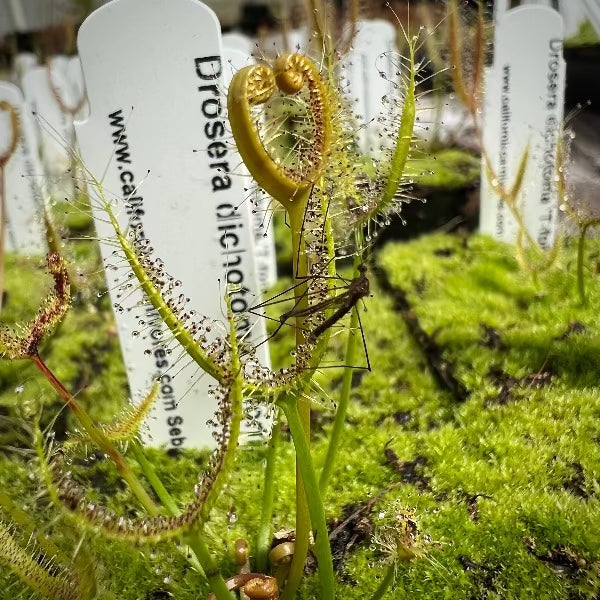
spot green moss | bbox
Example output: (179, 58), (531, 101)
(406, 149), (480, 190)
(1, 233), (600, 599)
(565, 21), (600, 48)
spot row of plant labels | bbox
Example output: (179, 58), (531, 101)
(0, 0), (570, 448)
(0, 56), (85, 254)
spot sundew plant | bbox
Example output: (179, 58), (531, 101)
(0, 3), (436, 600)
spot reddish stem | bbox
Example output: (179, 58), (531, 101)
(31, 353), (127, 473)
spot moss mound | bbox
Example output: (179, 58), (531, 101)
(1, 233), (599, 599)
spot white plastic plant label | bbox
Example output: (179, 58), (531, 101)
(47, 55), (88, 120)
(67, 56), (87, 109)
(501, 1), (600, 37)
(22, 64), (73, 178)
(286, 28), (309, 53)
(222, 48), (277, 292)
(493, 0), (510, 21)
(12, 52), (38, 86)
(221, 32), (255, 56)
(75, 0), (270, 449)
(479, 5), (565, 249)
(249, 190), (278, 291)
(0, 82), (46, 254)
(343, 20), (397, 153)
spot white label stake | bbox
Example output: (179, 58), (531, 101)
(343, 20), (397, 154)
(22, 65), (74, 179)
(479, 5), (565, 249)
(0, 82), (46, 255)
(76, 0), (269, 449)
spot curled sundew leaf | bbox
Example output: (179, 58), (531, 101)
(64, 383), (158, 449)
(0, 520), (82, 600)
(373, 507), (430, 584)
(47, 59), (87, 116)
(348, 36), (420, 235)
(81, 164), (294, 404)
(228, 54), (334, 210)
(0, 100), (20, 168)
(89, 180), (227, 384)
(0, 252), (71, 359)
(36, 301), (244, 545)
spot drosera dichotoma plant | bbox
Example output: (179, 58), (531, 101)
(0, 6), (429, 599)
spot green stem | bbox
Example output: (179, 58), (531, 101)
(130, 439), (234, 600)
(319, 305), (359, 495)
(280, 398), (335, 600)
(130, 440), (179, 516)
(187, 532), (236, 600)
(370, 564), (395, 600)
(320, 226), (363, 495)
(256, 409), (282, 572)
(280, 201), (313, 600)
(577, 225), (588, 305)
(32, 355), (158, 515)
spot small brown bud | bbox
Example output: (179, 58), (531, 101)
(243, 576), (279, 599)
(235, 538), (249, 566)
(268, 541), (295, 567)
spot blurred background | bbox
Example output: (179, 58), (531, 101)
(0, 0), (598, 238)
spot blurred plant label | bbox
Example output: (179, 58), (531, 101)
(48, 55), (88, 119)
(12, 53), (38, 86)
(222, 48), (277, 291)
(479, 5), (565, 249)
(22, 63), (73, 177)
(497, 1), (600, 37)
(343, 20), (397, 153)
(0, 82), (46, 254)
(76, 0), (270, 449)
(249, 191), (278, 291)
(222, 32), (255, 56)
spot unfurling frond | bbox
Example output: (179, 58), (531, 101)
(228, 53), (334, 211)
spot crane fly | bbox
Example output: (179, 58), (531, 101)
(249, 263), (371, 370)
